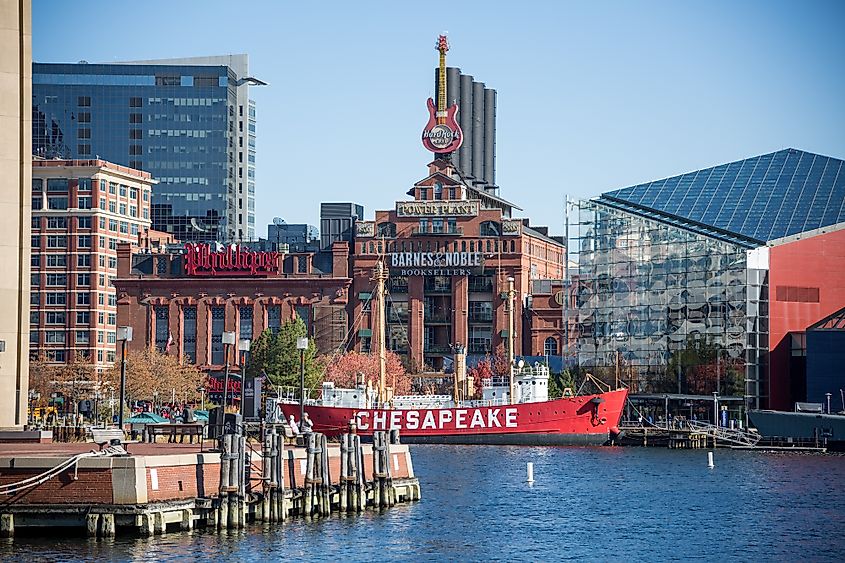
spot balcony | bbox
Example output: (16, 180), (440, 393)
(468, 310), (493, 323)
(423, 310), (451, 324)
(424, 343), (452, 354)
(412, 225), (463, 236)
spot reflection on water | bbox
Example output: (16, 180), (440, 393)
(2, 446), (844, 561)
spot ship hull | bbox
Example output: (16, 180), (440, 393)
(280, 389), (627, 446)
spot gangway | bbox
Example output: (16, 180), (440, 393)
(686, 420), (761, 447)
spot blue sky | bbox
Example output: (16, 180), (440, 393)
(33, 1), (845, 238)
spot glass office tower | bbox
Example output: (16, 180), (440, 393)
(33, 55), (258, 242)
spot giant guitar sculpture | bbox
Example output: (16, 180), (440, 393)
(421, 35), (463, 154)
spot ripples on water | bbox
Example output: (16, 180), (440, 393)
(2, 446), (844, 562)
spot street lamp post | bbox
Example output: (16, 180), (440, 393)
(296, 337), (309, 431)
(116, 326), (133, 431)
(221, 331), (237, 410)
(238, 338), (251, 414)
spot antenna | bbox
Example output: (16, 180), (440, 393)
(273, 217), (285, 226)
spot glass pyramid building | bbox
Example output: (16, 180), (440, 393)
(571, 148), (845, 409)
(600, 148), (845, 245)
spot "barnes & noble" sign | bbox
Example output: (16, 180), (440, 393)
(185, 243), (279, 276)
(390, 251), (482, 276)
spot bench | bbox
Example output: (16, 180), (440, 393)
(146, 423), (205, 444)
(90, 428), (137, 453)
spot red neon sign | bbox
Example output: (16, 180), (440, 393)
(185, 243), (279, 277)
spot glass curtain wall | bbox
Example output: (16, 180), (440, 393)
(572, 200), (768, 406)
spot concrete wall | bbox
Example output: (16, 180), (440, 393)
(0, 0), (31, 427)
(768, 228), (845, 410)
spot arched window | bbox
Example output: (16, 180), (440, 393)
(480, 221), (501, 237)
(377, 222), (396, 238)
(433, 182), (443, 200)
(544, 337), (558, 357)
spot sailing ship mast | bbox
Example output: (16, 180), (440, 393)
(374, 259), (389, 406)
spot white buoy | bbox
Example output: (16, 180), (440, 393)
(527, 462), (535, 483)
(707, 451), (714, 468)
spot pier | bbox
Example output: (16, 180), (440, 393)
(0, 430), (420, 537)
(618, 421), (828, 452)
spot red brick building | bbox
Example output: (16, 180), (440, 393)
(350, 159), (565, 370)
(113, 241), (352, 379)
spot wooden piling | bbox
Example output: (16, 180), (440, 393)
(85, 513), (99, 537)
(100, 513), (115, 537)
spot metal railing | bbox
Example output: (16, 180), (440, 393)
(686, 420), (761, 447)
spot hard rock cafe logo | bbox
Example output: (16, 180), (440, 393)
(423, 124), (460, 150)
(184, 243), (279, 277)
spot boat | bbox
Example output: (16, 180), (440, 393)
(278, 258), (627, 445)
(749, 402), (845, 450)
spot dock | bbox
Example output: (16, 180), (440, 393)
(0, 430), (420, 537)
(618, 421), (828, 452)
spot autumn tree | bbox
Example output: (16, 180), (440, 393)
(321, 350), (412, 395)
(245, 317), (321, 391)
(467, 358), (494, 398)
(104, 348), (204, 406)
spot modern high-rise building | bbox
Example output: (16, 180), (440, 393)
(0, 0), (32, 428)
(435, 67), (496, 192)
(32, 54), (262, 243)
(30, 159), (157, 370)
(572, 148), (845, 412)
(320, 202), (363, 250)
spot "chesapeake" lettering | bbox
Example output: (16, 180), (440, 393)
(355, 407), (518, 431)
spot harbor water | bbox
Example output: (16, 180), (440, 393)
(2, 445), (844, 561)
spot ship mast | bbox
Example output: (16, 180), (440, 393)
(507, 276), (516, 404)
(374, 259), (389, 406)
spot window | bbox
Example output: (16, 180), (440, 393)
(76, 311), (90, 324)
(119, 203), (127, 215)
(129, 188), (138, 199)
(46, 254), (66, 267)
(129, 129), (142, 140)
(434, 182), (442, 199)
(211, 306), (225, 364)
(46, 273), (66, 286)
(31, 235), (40, 248)
(77, 144), (91, 155)
(46, 292), (65, 305)
(119, 185), (127, 197)
(129, 97), (142, 108)
(77, 292), (90, 305)
(109, 219), (117, 231)
(98, 293), (104, 305)
(143, 190), (149, 202)
(78, 196), (92, 209)
(108, 257), (117, 269)
(98, 274), (105, 285)
(297, 255), (308, 273)
(106, 351), (115, 363)
(77, 254), (90, 267)
(78, 235), (91, 248)
(268, 305), (281, 334)
(419, 187), (429, 200)
(296, 306), (312, 336)
(78, 178), (92, 191)
(77, 274), (91, 286)
(107, 332), (116, 344)
(77, 128), (91, 139)
(31, 195), (42, 210)
(119, 221), (128, 234)
(109, 201), (116, 213)
(97, 331), (104, 344)
(45, 331), (64, 344)
(99, 197), (106, 210)
(77, 112), (90, 123)
(99, 218), (106, 229)
(543, 337), (558, 357)
(47, 216), (67, 229)
(130, 205), (137, 217)
(30, 273), (39, 286)
(76, 331), (89, 344)
(31, 293), (41, 305)
(109, 238), (117, 250)
(99, 236), (106, 248)
(107, 313), (116, 325)
(131, 224), (138, 236)
(77, 96), (91, 107)
(31, 216), (40, 229)
(129, 113), (142, 124)
(183, 306), (197, 363)
(239, 306), (253, 340)
(47, 197), (68, 210)
(108, 293), (116, 306)
(98, 312), (104, 324)
(29, 311), (38, 325)
(31, 254), (40, 267)
(76, 217), (91, 229)
(129, 145), (142, 155)
(109, 182), (117, 195)
(154, 307), (169, 352)
(47, 179), (68, 192)
(97, 350), (104, 362)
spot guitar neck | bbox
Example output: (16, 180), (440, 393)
(438, 51), (447, 121)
